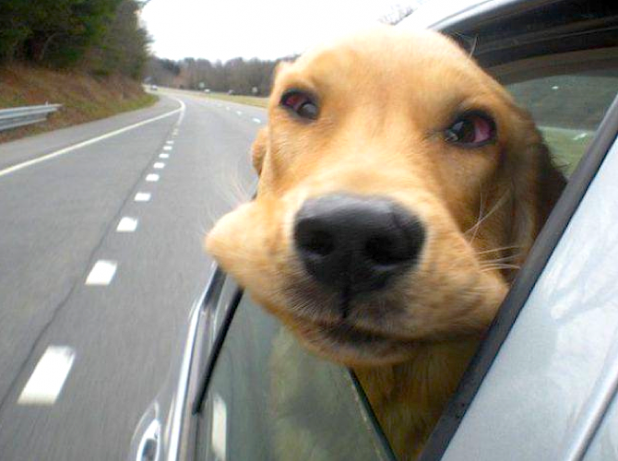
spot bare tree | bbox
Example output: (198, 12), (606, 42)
(378, 3), (418, 25)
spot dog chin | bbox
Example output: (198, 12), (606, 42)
(288, 316), (419, 367)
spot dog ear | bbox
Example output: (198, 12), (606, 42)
(506, 124), (566, 276)
(251, 127), (269, 176)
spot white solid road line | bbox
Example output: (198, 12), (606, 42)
(146, 173), (160, 181)
(0, 100), (185, 179)
(153, 162), (165, 169)
(159, 153), (169, 159)
(134, 192), (151, 202)
(18, 346), (76, 405)
(116, 217), (138, 232)
(85, 260), (117, 285)
(252, 118), (261, 124)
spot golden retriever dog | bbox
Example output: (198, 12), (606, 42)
(206, 26), (566, 460)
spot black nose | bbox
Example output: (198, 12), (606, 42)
(294, 194), (425, 294)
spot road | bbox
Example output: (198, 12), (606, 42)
(0, 90), (264, 460)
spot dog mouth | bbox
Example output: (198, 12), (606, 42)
(282, 288), (421, 364)
(293, 314), (419, 365)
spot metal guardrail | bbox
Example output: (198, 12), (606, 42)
(0, 104), (62, 132)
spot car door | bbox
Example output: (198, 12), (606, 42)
(184, 1), (618, 461)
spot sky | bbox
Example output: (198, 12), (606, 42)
(141, 0), (422, 62)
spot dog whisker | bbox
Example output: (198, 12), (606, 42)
(476, 245), (524, 255)
(479, 263), (521, 272)
(480, 254), (522, 264)
(465, 192), (510, 238)
(468, 189), (485, 246)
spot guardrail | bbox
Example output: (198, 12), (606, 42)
(0, 104), (62, 132)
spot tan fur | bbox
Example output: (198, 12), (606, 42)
(206, 27), (566, 459)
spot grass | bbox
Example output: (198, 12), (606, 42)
(0, 64), (158, 143)
(540, 126), (594, 177)
(160, 87), (269, 108)
(202, 92), (269, 108)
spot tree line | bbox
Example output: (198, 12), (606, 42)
(147, 56), (289, 96)
(146, 3), (417, 96)
(0, 0), (150, 79)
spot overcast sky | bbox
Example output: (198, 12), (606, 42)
(141, 1), (421, 62)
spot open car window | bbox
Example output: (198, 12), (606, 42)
(190, 4), (618, 461)
(194, 290), (396, 461)
(505, 66), (618, 176)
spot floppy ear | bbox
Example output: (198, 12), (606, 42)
(506, 120), (566, 276)
(251, 127), (269, 176)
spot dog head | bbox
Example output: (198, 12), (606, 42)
(206, 27), (565, 366)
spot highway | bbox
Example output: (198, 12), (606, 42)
(0, 90), (264, 460)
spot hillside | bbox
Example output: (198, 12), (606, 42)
(0, 65), (156, 143)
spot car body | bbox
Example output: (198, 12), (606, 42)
(130, 0), (618, 460)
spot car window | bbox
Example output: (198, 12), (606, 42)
(506, 69), (618, 176)
(195, 293), (395, 461)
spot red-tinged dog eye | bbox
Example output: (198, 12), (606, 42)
(280, 90), (319, 120)
(444, 111), (496, 146)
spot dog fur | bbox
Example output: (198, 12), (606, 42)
(206, 26), (566, 459)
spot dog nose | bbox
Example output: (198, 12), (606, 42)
(294, 194), (425, 294)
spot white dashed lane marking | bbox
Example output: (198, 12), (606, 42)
(166, 140), (174, 145)
(159, 153), (169, 159)
(146, 173), (160, 182)
(134, 192), (151, 202)
(18, 346), (76, 405)
(163, 146), (173, 151)
(153, 162), (165, 169)
(85, 260), (117, 285)
(117, 217), (138, 232)
(236, 111), (243, 116)
(226, 107), (230, 111)
(252, 118), (261, 124)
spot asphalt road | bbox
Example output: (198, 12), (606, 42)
(0, 90), (264, 460)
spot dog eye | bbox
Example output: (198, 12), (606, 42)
(444, 112), (496, 146)
(280, 91), (318, 120)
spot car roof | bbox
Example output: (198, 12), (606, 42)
(401, 0), (510, 30)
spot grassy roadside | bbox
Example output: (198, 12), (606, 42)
(160, 87), (269, 108)
(0, 65), (157, 143)
(202, 92), (269, 108)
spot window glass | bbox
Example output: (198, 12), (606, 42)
(507, 69), (618, 176)
(196, 294), (394, 461)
